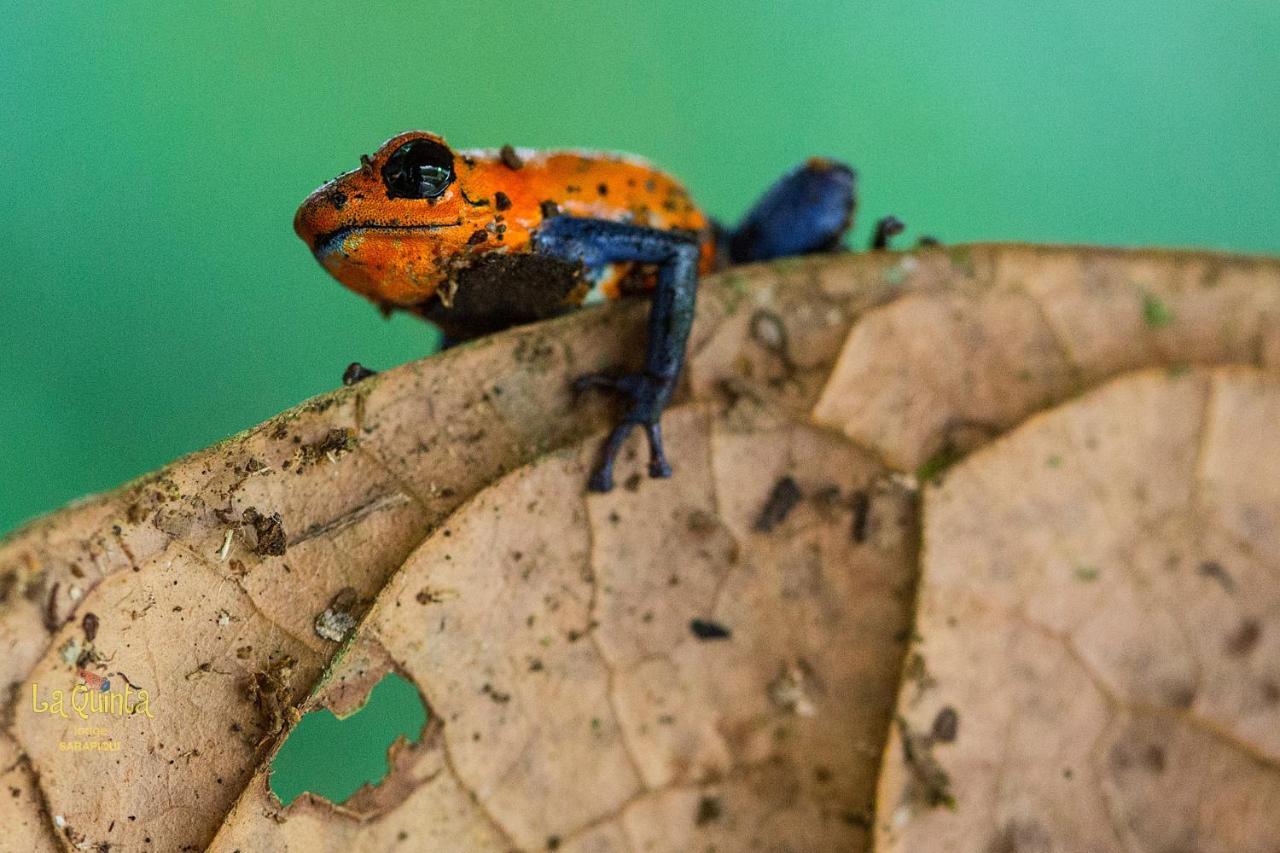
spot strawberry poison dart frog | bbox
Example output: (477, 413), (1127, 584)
(295, 131), (858, 491)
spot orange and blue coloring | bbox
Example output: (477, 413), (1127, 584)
(295, 131), (859, 490)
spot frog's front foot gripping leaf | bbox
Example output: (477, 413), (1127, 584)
(547, 161), (857, 492)
(573, 371), (677, 491)
(535, 216), (700, 492)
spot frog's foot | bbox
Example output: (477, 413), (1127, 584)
(726, 159), (856, 263)
(574, 371), (637, 398)
(871, 215), (906, 250)
(576, 369), (676, 491)
(644, 422), (672, 479)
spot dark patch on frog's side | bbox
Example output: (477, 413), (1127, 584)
(417, 252), (585, 341)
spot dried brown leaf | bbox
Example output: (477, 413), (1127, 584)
(1, 245), (1278, 851)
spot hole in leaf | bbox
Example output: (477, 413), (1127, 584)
(269, 672), (428, 807)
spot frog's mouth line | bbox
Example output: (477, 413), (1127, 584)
(312, 220), (464, 259)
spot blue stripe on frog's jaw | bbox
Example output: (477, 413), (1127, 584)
(309, 221), (466, 260)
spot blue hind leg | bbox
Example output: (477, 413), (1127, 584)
(534, 216), (702, 492)
(724, 158), (858, 264)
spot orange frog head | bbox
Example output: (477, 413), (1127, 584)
(294, 131), (481, 309)
(294, 131), (712, 319)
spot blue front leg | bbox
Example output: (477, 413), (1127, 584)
(533, 216), (702, 492)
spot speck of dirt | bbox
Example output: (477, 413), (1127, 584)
(916, 443), (966, 484)
(1225, 618), (1262, 657)
(1072, 565), (1100, 582)
(1141, 291), (1174, 328)
(296, 428), (358, 467)
(545, 837), (561, 850)
(753, 476), (802, 533)
(314, 587), (362, 643)
(242, 508), (288, 557)
(22, 571), (46, 603)
(493, 191), (512, 211)
(768, 661), (817, 716)
(749, 310), (790, 356)
(0, 570), (15, 604)
(1197, 559), (1234, 593)
(695, 795), (722, 825)
(415, 587), (458, 605)
(898, 715), (955, 809)
(342, 362), (378, 386)
(1163, 682), (1197, 709)
(690, 618), (732, 641)
(851, 491), (871, 543)
(44, 582), (61, 631)
(623, 473), (643, 492)
(82, 612), (99, 643)
(903, 652), (938, 701)
(244, 654), (297, 744)
(481, 683), (511, 704)
(986, 820), (1052, 853)
(499, 144), (524, 170)
(686, 509), (718, 535)
(931, 706), (959, 743)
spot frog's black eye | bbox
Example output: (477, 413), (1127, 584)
(381, 139), (455, 200)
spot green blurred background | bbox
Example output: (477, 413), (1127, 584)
(3, 2), (1279, 535)
(3, 0), (1279, 808)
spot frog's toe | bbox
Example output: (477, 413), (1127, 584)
(587, 421), (636, 493)
(574, 371), (610, 394)
(574, 371), (626, 399)
(588, 467), (615, 493)
(645, 423), (672, 479)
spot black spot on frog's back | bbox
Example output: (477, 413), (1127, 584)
(417, 252), (585, 341)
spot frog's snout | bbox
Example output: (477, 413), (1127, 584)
(293, 189), (330, 255)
